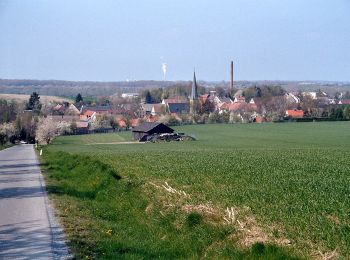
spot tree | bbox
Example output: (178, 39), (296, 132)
(109, 117), (118, 130)
(70, 120), (77, 134)
(57, 121), (72, 135)
(91, 115), (112, 130)
(0, 100), (18, 123)
(26, 92), (42, 114)
(199, 99), (215, 114)
(330, 107), (344, 120)
(0, 122), (17, 144)
(35, 117), (58, 144)
(75, 93), (83, 103)
(343, 106), (350, 120)
(256, 87), (262, 97)
(145, 91), (153, 104)
(344, 91), (350, 99)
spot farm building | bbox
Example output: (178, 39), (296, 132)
(132, 122), (174, 141)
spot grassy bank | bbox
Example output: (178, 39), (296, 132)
(0, 144), (12, 151)
(43, 122), (350, 259)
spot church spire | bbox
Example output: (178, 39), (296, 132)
(190, 70), (198, 100)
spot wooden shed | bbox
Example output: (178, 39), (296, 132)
(132, 122), (174, 141)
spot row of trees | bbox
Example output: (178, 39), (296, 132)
(157, 111), (253, 126)
(0, 92), (42, 144)
(140, 83), (207, 104)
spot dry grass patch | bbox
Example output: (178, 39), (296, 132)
(0, 93), (72, 104)
(146, 180), (293, 251)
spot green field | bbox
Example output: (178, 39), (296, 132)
(42, 122), (350, 259)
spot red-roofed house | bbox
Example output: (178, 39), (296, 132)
(286, 109), (304, 118)
(233, 96), (246, 103)
(339, 99), (350, 105)
(162, 96), (188, 105)
(80, 110), (97, 121)
(151, 104), (165, 115)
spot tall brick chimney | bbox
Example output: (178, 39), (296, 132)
(230, 60), (233, 91)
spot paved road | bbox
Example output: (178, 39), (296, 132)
(0, 145), (69, 259)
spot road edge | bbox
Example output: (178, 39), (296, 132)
(35, 146), (73, 259)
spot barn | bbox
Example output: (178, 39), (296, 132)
(132, 122), (174, 141)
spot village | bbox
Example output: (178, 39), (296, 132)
(1, 71), (350, 145)
(2, 1), (350, 259)
(37, 72), (350, 140)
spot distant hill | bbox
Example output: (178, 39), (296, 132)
(0, 79), (349, 97)
(0, 79), (181, 97)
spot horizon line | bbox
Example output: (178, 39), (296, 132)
(0, 78), (349, 84)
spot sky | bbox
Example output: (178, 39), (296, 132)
(0, 0), (350, 82)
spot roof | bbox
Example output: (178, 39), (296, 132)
(84, 110), (96, 117)
(47, 115), (79, 122)
(162, 97), (188, 104)
(223, 103), (247, 111)
(168, 103), (190, 114)
(81, 105), (112, 113)
(214, 96), (233, 104)
(285, 93), (300, 103)
(234, 96), (246, 103)
(340, 99), (350, 105)
(66, 104), (80, 115)
(152, 104), (164, 113)
(141, 103), (154, 112)
(132, 122), (173, 133)
(76, 121), (89, 128)
(53, 104), (65, 111)
(286, 109), (304, 118)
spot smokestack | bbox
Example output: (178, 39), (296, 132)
(230, 60), (233, 91)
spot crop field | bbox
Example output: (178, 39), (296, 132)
(0, 93), (73, 104)
(42, 122), (350, 259)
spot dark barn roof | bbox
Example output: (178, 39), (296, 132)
(132, 122), (174, 133)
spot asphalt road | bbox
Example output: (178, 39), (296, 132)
(0, 145), (69, 259)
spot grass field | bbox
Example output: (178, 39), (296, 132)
(42, 122), (350, 259)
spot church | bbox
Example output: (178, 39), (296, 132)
(189, 71), (199, 114)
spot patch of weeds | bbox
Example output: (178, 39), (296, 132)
(187, 212), (203, 227)
(251, 242), (265, 255)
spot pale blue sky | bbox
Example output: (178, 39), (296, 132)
(0, 0), (349, 81)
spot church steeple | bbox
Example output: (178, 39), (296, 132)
(190, 70), (198, 101)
